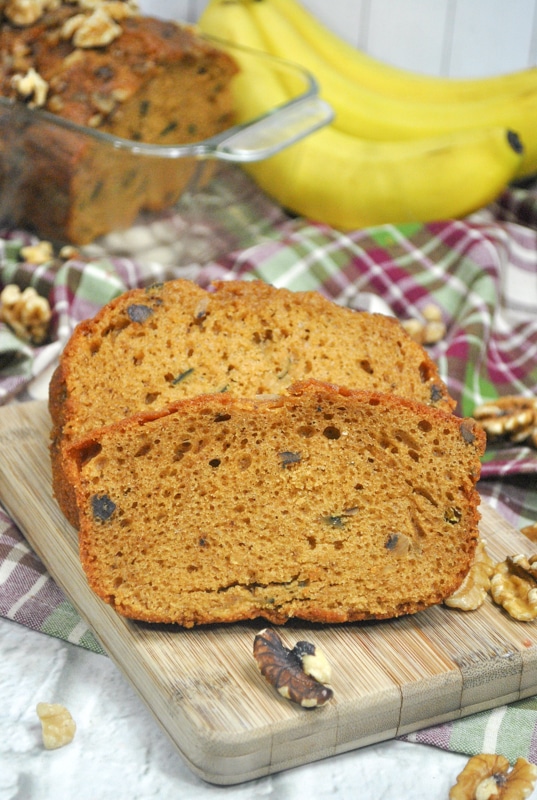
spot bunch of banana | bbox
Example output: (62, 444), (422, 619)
(263, 0), (537, 104)
(198, 0), (526, 231)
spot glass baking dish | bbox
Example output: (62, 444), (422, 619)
(0, 36), (333, 247)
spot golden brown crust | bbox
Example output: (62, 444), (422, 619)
(69, 380), (484, 626)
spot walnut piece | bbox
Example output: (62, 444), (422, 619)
(20, 240), (54, 265)
(293, 639), (332, 685)
(4, 0), (56, 26)
(401, 303), (446, 345)
(11, 66), (48, 108)
(70, 7), (122, 47)
(0, 284), (52, 344)
(449, 753), (537, 800)
(473, 396), (537, 450)
(521, 522), (537, 543)
(36, 703), (76, 750)
(4, 0), (137, 27)
(253, 628), (333, 708)
(490, 555), (537, 621)
(445, 540), (495, 611)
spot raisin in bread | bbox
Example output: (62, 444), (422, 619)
(68, 380), (485, 626)
(0, 1), (238, 243)
(49, 279), (455, 527)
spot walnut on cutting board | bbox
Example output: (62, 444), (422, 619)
(253, 628), (333, 708)
(490, 556), (537, 622)
(444, 540), (495, 611)
(521, 522), (537, 543)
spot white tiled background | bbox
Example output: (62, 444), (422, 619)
(140, 0), (537, 78)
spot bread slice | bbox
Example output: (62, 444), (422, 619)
(68, 380), (484, 626)
(49, 279), (455, 527)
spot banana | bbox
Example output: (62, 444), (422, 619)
(238, 0), (537, 177)
(266, 0), (537, 105)
(198, 0), (523, 231)
(198, 0), (304, 120)
(243, 127), (523, 231)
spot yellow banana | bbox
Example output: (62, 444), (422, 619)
(266, 0), (537, 105)
(198, 0), (306, 120)
(244, 127), (523, 231)
(238, 0), (537, 177)
(198, 0), (523, 231)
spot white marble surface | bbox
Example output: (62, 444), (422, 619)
(0, 617), (498, 800)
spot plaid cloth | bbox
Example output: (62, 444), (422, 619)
(1, 164), (537, 763)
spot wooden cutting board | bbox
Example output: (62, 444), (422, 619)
(2, 400), (537, 785)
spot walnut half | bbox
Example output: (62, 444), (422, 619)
(490, 555), (537, 622)
(473, 396), (537, 450)
(450, 753), (537, 800)
(445, 540), (495, 611)
(253, 628), (333, 708)
(0, 284), (52, 344)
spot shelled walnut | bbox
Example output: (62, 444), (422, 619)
(401, 303), (446, 346)
(0, 284), (52, 344)
(11, 66), (48, 107)
(20, 240), (54, 264)
(449, 753), (537, 800)
(490, 555), (537, 622)
(445, 540), (495, 611)
(36, 703), (76, 749)
(473, 396), (537, 450)
(253, 628), (333, 708)
(521, 522), (537, 543)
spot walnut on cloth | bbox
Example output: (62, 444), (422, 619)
(401, 303), (447, 346)
(473, 396), (537, 450)
(0, 284), (52, 344)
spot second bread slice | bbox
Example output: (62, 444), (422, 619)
(69, 380), (485, 627)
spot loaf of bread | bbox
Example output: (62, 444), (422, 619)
(0, 1), (238, 243)
(49, 279), (456, 527)
(67, 380), (485, 626)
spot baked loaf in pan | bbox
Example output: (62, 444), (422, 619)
(0, 1), (238, 243)
(49, 279), (455, 527)
(68, 381), (485, 626)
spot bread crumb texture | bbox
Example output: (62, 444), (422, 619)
(49, 280), (455, 527)
(70, 381), (484, 627)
